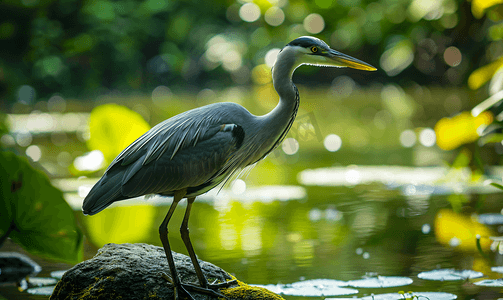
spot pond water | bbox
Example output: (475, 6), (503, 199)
(2, 89), (503, 299)
(2, 165), (503, 299)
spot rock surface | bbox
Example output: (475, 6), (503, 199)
(50, 243), (283, 300)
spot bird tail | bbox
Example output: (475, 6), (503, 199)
(82, 172), (127, 215)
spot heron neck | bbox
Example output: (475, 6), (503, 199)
(252, 52), (300, 160)
(272, 48), (298, 108)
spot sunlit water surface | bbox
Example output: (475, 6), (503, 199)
(2, 166), (503, 300)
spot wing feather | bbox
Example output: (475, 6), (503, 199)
(83, 102), (251, 215)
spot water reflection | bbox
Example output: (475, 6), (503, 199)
(2, 174), (502, 299)
(298, 165), (503, 195)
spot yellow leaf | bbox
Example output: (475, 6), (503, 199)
(468, 57), (503, 90)
(434, 111), (493, 150)
(471, 0), (503, 18)
(435, 209), (493, 252)
(87, 104), (151, 164)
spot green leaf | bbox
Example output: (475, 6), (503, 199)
(479, 133), (503, 145)
(490, 182), (503, 190)
(446, 194), (469, 213)
(0, 151), (82, 263)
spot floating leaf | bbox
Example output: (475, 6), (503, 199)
(250, 284), (283, 294)
(346, 276), (413, 288)
(280, 284), (358, 297)
(252, 279), (358, 297)
(474, 279), (503, 286)
(291, 279), (347, 288)
(477, 213), (503, 225)
(360, 291), (457, 300)
(87, 104), (150, 165)
(27, 277), (58, 287)
(0, 151), (83, 263)
(0, 252), (41, 283)
(26, 286), (55, 296)
(50, 270), (68, 280)
(417, 269), (484, 281)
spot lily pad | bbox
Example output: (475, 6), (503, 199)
(291, 278), (348, 288)
(27, 277), (58, 287)
(280, 284), (358, 297)
(0, 252), (41, 284)
(26, 286), (55, 296)
(252, 279), (358, 297)
(474, 279), (503, 287)
(360, 292), (457, 300)
(346, 276), (413, 288)
(50, 270), (68, 280)
(417, 269), (483, 281)
(477, 213), (503, 225)
(251, 284), (283, 294)
(0, 151), (82, 263)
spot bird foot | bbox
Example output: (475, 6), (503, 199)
(160, 272), (234, 299)
(207, 278), (238, 290)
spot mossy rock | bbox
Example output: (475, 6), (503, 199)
(50, 243), (283, 300)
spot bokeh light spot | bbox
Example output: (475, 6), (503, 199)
(380, 39), (414, 76)
(16, 131), (32, 147)
(265, 48), (281, 67)
(222, 50), (243, 72)
(57, 151), (72, 167)
(303, 13), (325, 34)
(444, 46), (462, 67)
(324, 134), (342, 152)
(0, 22), (16, 39)
(282, 137), (299, 155)
(1, 134), (15, 147)
(345, 166), (361, 185)
(17, 85), (36, 105)
(419, 128), (436, 147)
(400, 130), (416, 148)
(48, 95), (66, 112)
(422, 223), (431, 234)
(74, 150), (105, 172)
(265, 7), (285, 26)
(152, 85), (173, 107)
(239, 3), (261, 23)
(231, 179), (246, 195)
(26, 145), (42, 162)
(251, 64), (272, 84)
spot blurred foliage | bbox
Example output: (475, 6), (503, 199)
(0, 151), (82, 263)
(83, 204), (157, 247)
(434, 208), (493, 252)
(0, 0), (488, 102)
(435, 111), (493, 150)
(86, 103), (150, 165)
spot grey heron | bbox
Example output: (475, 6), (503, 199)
(82, 36), (376, 299)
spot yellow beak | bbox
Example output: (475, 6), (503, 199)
(328, 49), (377, 71)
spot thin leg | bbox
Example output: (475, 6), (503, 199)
(159, 189), (193, 300)
(180, 197), (208, 288)
(180, 197), (237, 291)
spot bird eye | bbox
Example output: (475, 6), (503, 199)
(311, 46), (318, 53)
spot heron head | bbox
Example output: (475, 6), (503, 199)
(286, 36), (377, 71)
